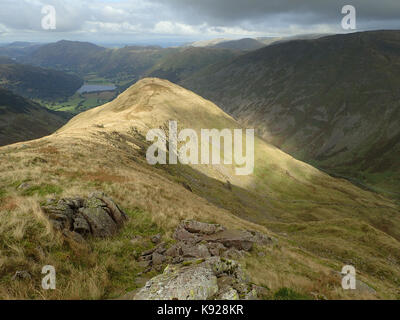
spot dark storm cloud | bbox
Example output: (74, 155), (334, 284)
(151, 0), (400, 28)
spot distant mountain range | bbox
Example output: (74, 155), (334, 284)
(181, 30), (400, 198)
(10, 40), (243, 83)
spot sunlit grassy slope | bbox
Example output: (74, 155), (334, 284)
(0, 78), (399, 299)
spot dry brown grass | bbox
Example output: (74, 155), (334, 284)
(0, 78), (399, 300)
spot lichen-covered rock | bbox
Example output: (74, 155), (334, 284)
(41, 192), (127, 240)
(134, 262), (219, 300)
(134, 257), (256, 301)
(218, 287), (239, 300)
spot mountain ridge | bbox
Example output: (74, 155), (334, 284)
(1, 78), (400, 300)
(180, 30), (400, 198)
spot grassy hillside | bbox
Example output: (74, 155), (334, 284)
(20, 40), (106, 74)
(0, 88), (69, 146)
(1, 79), (399, 300)
(146, 47), (240, 82)
(181, 30), (400, 199)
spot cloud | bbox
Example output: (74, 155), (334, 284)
(0, 0), (399, 42)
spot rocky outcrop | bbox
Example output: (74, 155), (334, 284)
(134, 220), (273, 300)
(41, 192), (128, 240)
(138, 220), (274, 273)
(134, 257), (259, 300)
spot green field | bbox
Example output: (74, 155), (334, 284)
(37, 74), (137, 115)
(38, 90), (116, 114)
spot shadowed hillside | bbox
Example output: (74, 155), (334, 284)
(181, 30), (400, 199)
(0, 88), (69, 146)
(0, 62), (83, 100)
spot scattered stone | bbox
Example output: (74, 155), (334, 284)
(152, 252), (166, 266)
(151, 234), (161, 244)
(136, 220), (273, 280)
(182, 220), (225, 235)
(30, 157), (48, 165)
(17, 183), (31, 190)
(12, 271), (31, 281)
(41, 192), (128, 240)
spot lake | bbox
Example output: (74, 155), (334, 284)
(77, 84), (117, 94)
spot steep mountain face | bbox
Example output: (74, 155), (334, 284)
(0, 62), (83, 100)
(0, 88), (68, 146)
(91, 45), (168, 79)
(1, 79), (399, 300)
(145, 47), (240, 83)
(181, 31), (400, 197)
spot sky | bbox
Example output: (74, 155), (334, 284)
(0, 0), (399, 45)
